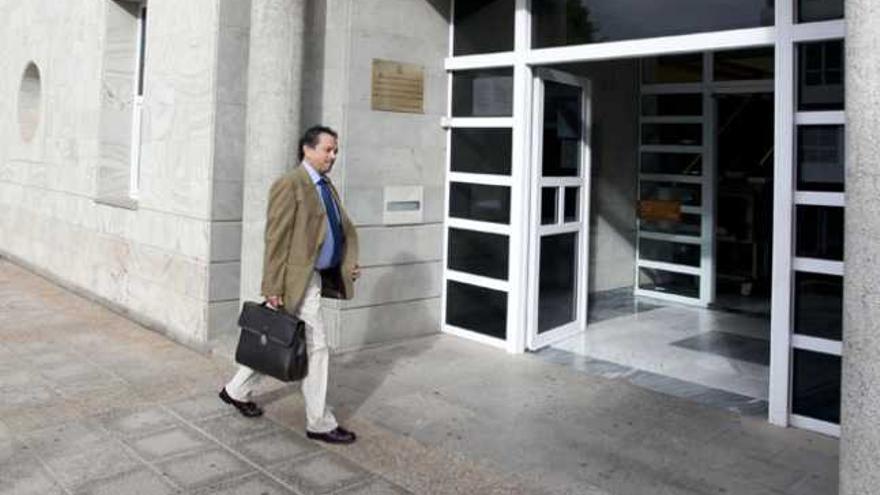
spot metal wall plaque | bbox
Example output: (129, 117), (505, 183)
(371, 59), (424, 114)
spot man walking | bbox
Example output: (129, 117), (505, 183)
(220, 125), (359, 445)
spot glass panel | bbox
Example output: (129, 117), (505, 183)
(639, 239), (701, 267)
(449, 183), (511, 224)
(453, 0), (514, 56)
(641, 123), (702, 146)
(533, 1), (774, 48)
(798, 0), (844, 23)
(446, 281), (507, 339)
(542, 81), (582, 177)
(541, 188), (557, 225)
(797, 125), (844, 192)
(638, 268), (699, 298)
(641, 153), (702, 176)
(796, 206), (844, 261)
(798, 40), (844, 111)
(640, 181), (701, 207)
(640, 213), (702, 236)
(792, 349), (841, 424)
(451, 129), (512, 176)
(564, 187), (579, 222)
(641, 94), (702, 116)
(714, 47), (774, 81)
(539, 233), (578, 333)
(447, 228), (509, 280)
(642, 54), (703, 84)
(452, 69), (514, 117)
(794, 272), (843, 341)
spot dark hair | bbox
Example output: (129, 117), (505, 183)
(298, 125), (338, 162)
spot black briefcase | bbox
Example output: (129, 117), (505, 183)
(235, 301), (308, 382)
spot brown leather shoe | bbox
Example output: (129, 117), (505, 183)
(218, 388), (263, 418)
(306, 426), (356, 444)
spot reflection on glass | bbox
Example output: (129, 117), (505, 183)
(643, 54), (703, 84)
(641, 153), (702, 175)
(639, 239), (701, 267)
(638, 268), (699, 298)
(794, 272), (842, 341)
(541, 188), (557, 225)
(451, 128), (512, 175)
(564, 187), (579, 222)
(640, 213), (702, 236)
(641, 94), (702, 116)
(641, 123), (702, 146)
(796, 206), (844, 261)
(446, 281), (507, 339)
(543, 81), (582, 177)
(533, 1), (774, 48)
(798, 40), (844, 111)
(539, 233), (578, 333)
(714, 47), (774, 81)
(447, 228), (509, 280)
(453, 0), (514, 56)
(450, 183), (511, 224)
(640, 181), (702, 206)
(797, 125), (844, 192)
(798, 0), (843, 23)
(452, 69), (514, 117)
(792, 349), (841, 424)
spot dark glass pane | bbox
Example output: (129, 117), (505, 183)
(714, 47), (774, 81)
(794, 272), (843, 341)
(638, 268), (699, 298)
(641, 94), (703, 116)
(533, 1), (774, 48)
(640, 181), (701, 207)
(797, 125), (844, 192)
(564, 187), (579, 222)
(447, 228), (509, 280)
(450, 183), (511, 224)
(792, 349), (841, 424)
(543, 81), (582, 177)
(796, 206), (844, 261)
(643, 54), (703, 83)
(539, 233), (578, 333)
(541, 188), (557, 225)
(798, 0), (844, 22)
(451, 129), (512, 175)
(453, 0), (514, 56)
(641, 153), (702, 176)
(640, 213), (702, 236)
(798, 40), (844, 111)
(446, 281), (507, 339)
(452, 69), (514, 117)
(639, 239), (701, 267)
(642, 124), (702, 146)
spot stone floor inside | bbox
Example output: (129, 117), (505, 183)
(0, 260), (837, 495)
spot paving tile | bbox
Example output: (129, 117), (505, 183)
(191, 472), (296, 495)
(0, 384), (59, 408)
(231, 429), (318, 466)
(155, 447), (255, 490)
(165, 393), (234, 422)
(269, 452), (372, 495)
(41, 441), (142, 490)
(196, 413), (284, 445)
(335, 478), (414, 495)
(0, 457), (66, 495)
(19, 419), (110, 459)
(125, 425), (216, 461)
(97, 406), (182, 438)
(73, 467), (180, 495)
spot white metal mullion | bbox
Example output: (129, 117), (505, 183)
(681, 205), (703, 215)
(640, 173), (703, 184)
(640, 116), (703, 124)
(794, 191), (845, 206)
(789, 415), (840, 437)
(446, 269), (510, 293)
(791, 334), (843, 356)
(793, 257), (844, 276)
(445, 53), (517, 71)
(540, 177), (582, 187)
(701, 51), (715, 306)
(638, 259), (701, 276)
(639, 232), (702, 245)
(538, 223), (580, 236)
(640, 144), (703, 154)
(447, 117), (514, 128)
(448, 172), (513, 187)
(641, 83), (703, 95)
(795, 111), (845, 125)
(791, 19), (846, 43)
(440, 20), (454, 341)
(447, 217), (511, 236)
(634, 288), (707, 307)
(710, 79), (775, 93)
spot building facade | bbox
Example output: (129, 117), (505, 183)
(2, 0), (879, 491)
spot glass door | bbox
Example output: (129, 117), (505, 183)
(526, 68), (591, 350)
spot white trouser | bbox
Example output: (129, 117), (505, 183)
(225, 271), (338, 433)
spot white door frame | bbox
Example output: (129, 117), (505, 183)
(526, 68), (592, 350)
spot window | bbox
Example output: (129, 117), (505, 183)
(131, 2), (147, 198)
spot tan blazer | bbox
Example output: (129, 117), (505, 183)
(260, 165), (359, 307)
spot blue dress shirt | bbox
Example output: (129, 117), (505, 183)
(302, 162), (343, 270)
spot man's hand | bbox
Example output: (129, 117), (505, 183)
(266, 295), (283, 309)
(351, 265), (361, 281)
